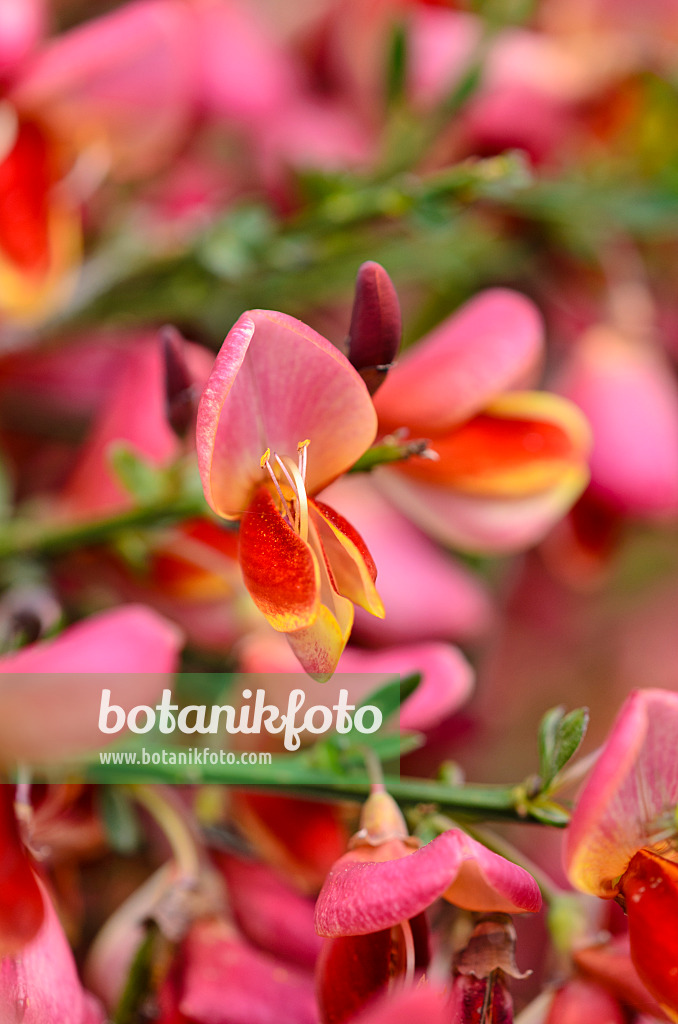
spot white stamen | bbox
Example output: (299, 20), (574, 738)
(274, 454), (301, 533)
(297, 439), (310, 481)
(278, 455), (309, 544)
(260, 449), (293, 526)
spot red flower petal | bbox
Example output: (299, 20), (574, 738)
(397, 395), (588, 497)
(317, 914), (429, 1024)
(546, 978), (626, 1024)
(573, 936), (666, 1018)
(622, 849), (678, 1018)
(238, 487), (320, 631)
(0, 118), (50, 274)
(215, 852), (322, 970)
(0, 787), (43, 954)
(168, 918), (317, 1024)
(13, 0), (197, 179)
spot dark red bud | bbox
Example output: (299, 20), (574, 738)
(160, 324), (196, 439)
(450, 973), (514, 1024)
(0, 585), (61, 650)
(347, 262), (402, 396)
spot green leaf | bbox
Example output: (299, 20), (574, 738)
(352, 671), (422, 730)
(526, 798), (571, 828)
(538, 705), (589, 791)
(385, 21), (409, 108)
(108, 442), (168, 504)
(113, 922), (161, 1024)
(337, 730), (424, 764)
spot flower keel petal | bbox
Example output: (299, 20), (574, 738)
(239, 487), (320, 632)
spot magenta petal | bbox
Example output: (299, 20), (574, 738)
(234, 632), (472, 735)
(408, 8), (481, 108)
(0, 605), (182, 762)
(13, 0), (198, 178)
(565, 688), (678, 897)
(0, 0), (45, 76)
(62, 340), (178, 515)
(216, 853), (322, 970)
(374, 289), (543, 433)
(315, 829), (541, 936)
(558, 328), (678, 516)
(0, 880), (105, 1024)
(61, 334), (213, 516)
(197, 310), (377, 517)
(337, 643), (474, 733)
(195, 0), (297, 122)
(175, 918), (317, 1024)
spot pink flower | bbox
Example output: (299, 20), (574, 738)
(192, 0), (297, 125)
(215, 851), (322, 970)
(236, 628), (474, 735)
(0, 0), (45, 79)
(373, 289), (591, 553)
(0, 111), (81, 321)
(0, 604), (182, 763)
(316, 829), (542, 937)
(315, 789), (540, 1023)
(12, 0), (198, 180)
(0, 0), (200, 321)
(564, 688), (678, 1017)
(557, 326), (678, 517)
(160, 917), (318, 1024)
(197, 309), (383, 680)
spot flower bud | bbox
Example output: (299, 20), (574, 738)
(160, 324), (196, 439)
(347, 262), (402, 396)
(348, 787), (415, 849)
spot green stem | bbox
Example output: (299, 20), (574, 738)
(85, 755), (548, 824)
(349, 438), (435, 473)
(0, 491), (209, 560)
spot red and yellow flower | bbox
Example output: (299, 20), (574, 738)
(565, 688), (678, 1020)
(373, 289), (591, 553)
(197, 309), (384, 681)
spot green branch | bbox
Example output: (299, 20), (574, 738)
(83, 755), (565, 826)
(0, 490), (209, 561)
